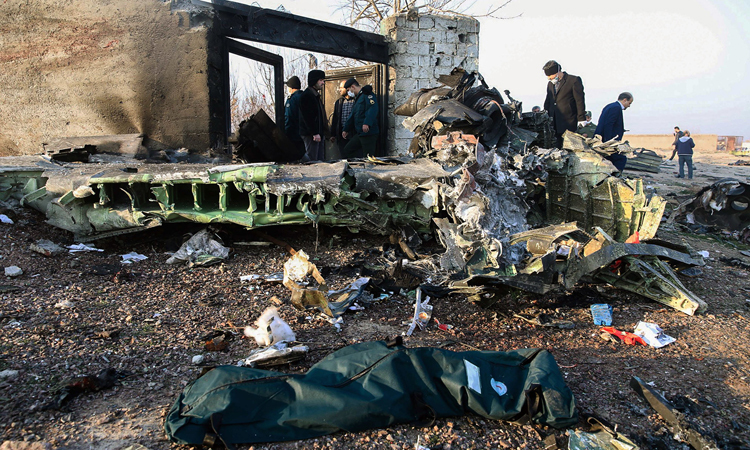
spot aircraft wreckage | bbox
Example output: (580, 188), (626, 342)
(0, 69), (706, 315)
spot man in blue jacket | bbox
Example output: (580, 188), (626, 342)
(595, 92), (634, 171)
(341, 78), (379, 159)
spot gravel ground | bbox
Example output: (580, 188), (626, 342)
(0, 185), (749, 449)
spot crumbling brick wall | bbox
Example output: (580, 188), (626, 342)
(0, 0), (214, 156)
(382, 12), (480, 155)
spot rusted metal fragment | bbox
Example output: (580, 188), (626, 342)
(593, 256), (707, 315)
(43, 134), (144, 161)
(509, 223), (582, 255)
(235, 108), (304, 163)
(685, 178), (750, 231)
(544, 150), (665, 241)
(630, 377), (719, 450)
(394, 87), (452, 117)
(625, 149), (662, 173)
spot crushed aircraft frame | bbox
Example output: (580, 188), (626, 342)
(0, 69), (708, 316)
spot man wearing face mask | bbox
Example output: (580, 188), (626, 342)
(330, 79), (355, 158)
(543, 60), (586, 148)
(341, 78), (379, 159)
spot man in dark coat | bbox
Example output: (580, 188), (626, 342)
(595, 92), (634, 172)
(283, 76), (305, 160)
(330, 79), (355, 157)
(299, 70), (328, 161)
(543, 60), (586, 148)
(341, 78), (379, 159)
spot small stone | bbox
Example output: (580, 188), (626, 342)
(192, 355), (205, 365)
(4, 266), (23, 277)
(0, 369), (19, 379)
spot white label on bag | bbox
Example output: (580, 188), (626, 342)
(464, 360), (481, 394)
(490, 378), (508, 397)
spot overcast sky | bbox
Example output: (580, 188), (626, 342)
(238, 0), (750, 138)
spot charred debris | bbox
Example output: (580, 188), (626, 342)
(0, 68), (706, 315)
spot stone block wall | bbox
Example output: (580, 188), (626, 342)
(381, 12), (480, 155)
(0, 0), (213, 156)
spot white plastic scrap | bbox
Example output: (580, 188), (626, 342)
(121, 252), (148, 264)
(0, 214), (13, 224)
(244, 307), (296, 346)
(406, 288), (433, 336)
(697, 250), (709, 258)
(67, 243), (104, 253)
(634, 321), (676, 348)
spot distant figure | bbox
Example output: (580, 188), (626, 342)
(672, 126), (684, 153)
(283, 76), (305, 159)
(543, 60), (586, 148)
(341, 78), (379, 159)
(531, 105), (541, 113)
(577, 110), (596, 138)
(670, 130), (695, 179)
(330, 79), (355, 156)
(595, 92), (634, 172)
(299, 70), (328, 161)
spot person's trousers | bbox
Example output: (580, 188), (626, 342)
(302, 135), (325, 161)
(678, 154), (693, 179)
(341, 134), (377, 159)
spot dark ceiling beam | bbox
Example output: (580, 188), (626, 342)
(192, 0), (389, 64)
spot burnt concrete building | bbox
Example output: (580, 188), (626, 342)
(0, 0), (479, 157)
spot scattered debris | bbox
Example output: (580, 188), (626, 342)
(625, 148), (662, 173)
(202, 330), (235, 352)
(633, 321), (675, 348)
(54, 300), (74, 309)
(630, 376), (720, 450)
(191, 355), (205, 365)
(244, 307), (295, 347)
(67, 243), (103, 253)
(514, 312), (575, 329)
(590, 304), (613, 326)
(600, 327), (647, 346)
(4, 266), (23, 277)
(166, 229), (230, 266)
(238, 341), (308, 368)
(406, 288), (433, 336)
(567, 416), (640, 450)
(0, 214), (14, 224)
(44, 368), (126, 410)
(30, 239), (64, 256)
(121, 252), (148, 264)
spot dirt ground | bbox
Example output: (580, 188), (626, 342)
(1, 151), (750, 450)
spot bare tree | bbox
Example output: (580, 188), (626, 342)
(338, 0), (515, 32)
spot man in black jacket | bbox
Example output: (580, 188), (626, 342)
(330, 79), (355, 157)
(283, 76), (305, 160)
(299, 70), (328, 161)
(543, 60), (586, 149)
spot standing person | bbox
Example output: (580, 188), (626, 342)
(577, 111), (596, 138)
(341, 79), (379, 159)
(672, 126), (684, 154)
(330, 79), (355, 157)
(595, 92), (634, 172)
(283, 76), (305, 159)
(670, 130), (695, 179)
(299, 69), (328, 161)
(542, 60), (586, 148)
